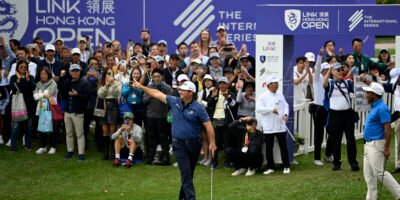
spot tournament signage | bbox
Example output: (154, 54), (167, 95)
(257, 5), (400, 35)
(0, 0), (256, 55)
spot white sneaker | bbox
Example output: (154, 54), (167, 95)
(283, 168), (291, 174)
(314, 160), (324, 166)
(173, 162), (178, 167)
(6, 140), (11, 147)
(36, 148), (47, 154)
(231, 168), (246, 176)
(245, 169), (256, 176)
(199, 158), (207, 165)
(202, 159), (211, 166)
(48, 148), (56, 154)
(263, 169), (275, 175)
(0, 135), (3, 144)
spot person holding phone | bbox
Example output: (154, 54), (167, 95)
(98, 68), (122, 160)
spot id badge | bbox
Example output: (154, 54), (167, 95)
(241, 146), (248, 153)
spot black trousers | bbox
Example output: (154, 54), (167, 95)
(264, 132), (290, 169)
(211, 123), (229, 167)
(312, 106), (333, 160)
(328, 109), (358, 167)
(225, 147), (263, 170)
(146, 117), (169, 162)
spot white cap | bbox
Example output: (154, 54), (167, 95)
(157, 40), (168, 46)
(155, 56), (164, 63)
(118, 60), (127, 67)
(218, 77), (228, 83)
(305, 52), (315, 62)
(203, 74), (213, 81)
(390, 68), (400, 84)
(217, 25), (226, 31)
(362, 82), (384, 96)
(321, 62), (330, 70)
(178, 81), (196, 92)
(71, 48), (81, 55)
(54, 38), (64, 44)
(79, 37), (87, 43)
(45, 44), (55, 51)
(209, 53), (220, 59)
(69, 64), (81, 71)
(265, 76), (281, 86)
(191, 58), (201, 64)
(177, 74), (189, 82)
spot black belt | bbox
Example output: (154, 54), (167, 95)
(172, 138), (201, 144)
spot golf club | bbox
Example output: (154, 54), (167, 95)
(378, 159), (387, 200)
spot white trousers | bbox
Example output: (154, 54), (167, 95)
(364, 139), (400, 200)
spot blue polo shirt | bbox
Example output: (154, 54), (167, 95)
(364, 99), (391, 141)
(167, 95), (210, 140)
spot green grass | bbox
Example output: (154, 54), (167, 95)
(1, 139), (400, 200)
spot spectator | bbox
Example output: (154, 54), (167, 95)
(183, 41), (209, 70)
(239, 54), (255, 78)
(208, 76), (237, 169)
(34, 68), (58, 155)
(8, 47), (37, 80)
(60, 46), (70, 68)
(0, 36), (17, 72)
(54, 38), (64, 61)
(0, 58), (9, 145)
(9, 60), (36, 151)
(293, 56), (313, 105)
(157, 40), (170, 65)
(343, 54), (356, 80)
(78, 37), (91, 63)
(97, 68), (122, 160)
(36, 44), (66, 83)
(177, 42), (188, 69)
(105, 54), (117, 74)
(209, 53), (223, 82)
(352, 38), (394, 74)
(133, 43), (143, 57)
(112, 112), (143, 168)
(323, 63), (359, 171)
(235, 80), (255, 118)
(378, 48), (393, 81)
(197, 74), (215, 166)
(155, 56), (165, 70)
(256, 76), (290, 175)
(199, 29), (212, 56)
(305, 52), (316, 69)
(192, 63), (208, 92)
(59, 64), (91, 161)
(142, 69), (172, 165)
(226, 117), (263, 176)
(211, 26), (236, 59)
(114, 61), (130, 84)
(163, 54), (184, 87)
(150, 44), (159, 59)
(70, 48), (88, 76)
(121, 67), (146, 127)
(140, 29), (156, 57)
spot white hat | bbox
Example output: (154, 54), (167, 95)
(71, 48), (81, 55)
(69, 64), (81, 71)
(321, 62), (330, 70)
(177, 74), (189, 82)
(265, 76), (281, 86)
(217, 25), (226, 31)
(118, 60), (127, 67)
(305, 52), (315, 62)
(362, 82), (384, 96)
(157, 40), (168, 46)
(45, 44), (55, 51)
(54, 38), (64, 44)
(191, 58), (201, 64)
(155, 56), (164, 63)
(390, 68), (400, 84)
(79, 37), (87, 43)
(178, 81), (196, 92)
(203, 74), (213, 81)
(218, 77), (228, 83)
(333, 62), (343, 70)
(209, 53), (220, 59)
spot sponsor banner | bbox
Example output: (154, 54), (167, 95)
(0, 0), (255, 55)
(257, 5), (400, 35)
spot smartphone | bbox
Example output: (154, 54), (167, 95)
(106, 44), (111, 48)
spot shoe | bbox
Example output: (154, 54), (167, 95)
(64, 152), (74, 160)
(78, 154), (85, 161)
(351, 164), (360, 171)
(6, 140), (11, 147)
(24, 147), (32, 152)
(224, 162), (232, 170)
(231, 168), (246, 176)
(324, 156), (334, 163)
(199, 158), (207, 165)
(48, 148), (56, 155)
(283, 168), (290, 174)
(245, 169), (256, 176)
(113, 158), (121, 167)
(173, 162), (178, 167)
(36, 148), (47, 154)
(392, 168), (400, 173)
(263, 169), (275, 175)
(0, 135), (3, 144)
(125, 159), (132, 168)
(314, 160), (324, 166)
(202, 159), (211, 167)
(332, 165), (341, 171)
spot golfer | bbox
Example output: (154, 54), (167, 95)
(132, 79), (216, 200)
(362, 82), (400, 200)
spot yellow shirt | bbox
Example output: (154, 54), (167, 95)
(213, 92), (225, 119)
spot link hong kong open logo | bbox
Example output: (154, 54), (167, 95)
(0, 0), (28, 40)
(285, 9), (301, 31)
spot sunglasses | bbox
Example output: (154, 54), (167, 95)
(335, 68), (344, 72)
